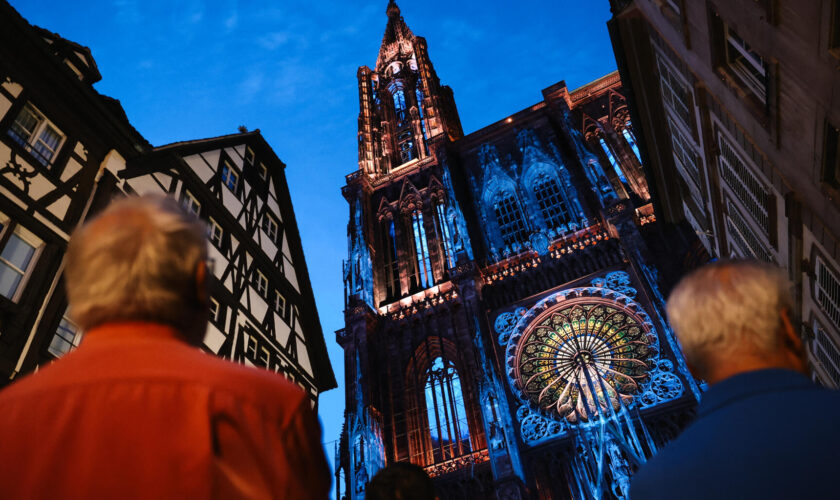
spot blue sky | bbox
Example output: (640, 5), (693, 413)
(10, 0), (616, 484)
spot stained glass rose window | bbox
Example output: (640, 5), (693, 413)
(506, 288), (657, 422)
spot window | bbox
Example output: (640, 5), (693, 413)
(259, 346), (270, 367)
(725, 200), (773, 263)
(274, 290), (286, 316)
(398, 130), (415, 164)
(246, 336), (258, 359)
(425, 357), (471, 463)
(416, 87), (428, 140)
(411, 210), (433, 289)
(533, 174), (570, 230)
(622, 127), (642, 163)
(244, 147), (255, 167)
(831, 0), (840, 56)
(259, 162), (268, 181)
(209, 297), (221, 323)
(8, 103), (66, 166)
(435, 202), (455, 271)
(255, 270), (268, 298)
(221, 161), (239, 192)
(723, 25), (768, 104)
(656, 54), (692, 126)
(207, 217), (223, 248)
(393, 88), (407, 125)
(599, 138), (628, 184)
(823, 120), (840, 189)
(0, 224), (41, 301)
(493, 193), (528, 247)
(48, 311), (82, 358)
(816, 255), (840, 332)
(813, 323), (840, 388)
(669, 120), (701, 182)
(183, 191), (200, 217)
(717, 132), (770, 234)
(382, 219), (400, 298)
(262, 213), (279, 243)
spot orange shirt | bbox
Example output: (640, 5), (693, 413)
(0, 322), (331, 499)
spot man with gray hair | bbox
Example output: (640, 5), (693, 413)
(630, 260), (840, 499)
(0, 195), (330, 499)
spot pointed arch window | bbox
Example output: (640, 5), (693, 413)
(434, 201), (455, 271)
(393, 88), (407, 126)
(416, 87), (428, 140)
(533, 174), (570, 230)
(425, 357), (471, 463)
(493, 192), (528, 247)
(622, 126), (642, 164)
(381, 219), (400, 298)
(599, 137), (628, 184)
(411, 210), (433, 289)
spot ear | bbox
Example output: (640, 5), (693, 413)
(779, 308), (802, 353)
(195, 259), (208, 306)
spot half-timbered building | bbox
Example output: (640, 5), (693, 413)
(119, 132), (336, 400)
(0, 1), (335, 405)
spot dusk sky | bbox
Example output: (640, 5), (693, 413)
(10, 0), (617, 484)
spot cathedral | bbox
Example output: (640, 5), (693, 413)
(337, 2), (702, 499)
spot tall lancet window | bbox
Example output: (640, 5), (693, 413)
(434, 201), (455, 271)
(533, 174), (570, 230)
(622, 126), (642, 163)
(493, 192), (528, 247)
(411, 210), (433, 288)
(382, 219), (400, 299)
(425, 357), (471, 463)
(599, 137), (628, 184)
(393, 88), (407, 126)
(416, 87), (428, 140)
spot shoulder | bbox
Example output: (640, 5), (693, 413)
(173, 347), (309, 407)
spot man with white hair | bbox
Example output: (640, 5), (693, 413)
(630, 260), (840, 499)
(0, 195), (330, 499)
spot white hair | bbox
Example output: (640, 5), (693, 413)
(666, 260), (793, 374)
(65, 195), (207, 332)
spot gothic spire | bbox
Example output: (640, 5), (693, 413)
(386, 0), (400, 18)
(380, 0), (413, 50)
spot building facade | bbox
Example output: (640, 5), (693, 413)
(338, 2), (700, 499)
(0, 1), (335, 403)
(608, 0), (840, 389)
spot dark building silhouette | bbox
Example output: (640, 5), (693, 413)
(0, 1), (335, 403)
(608, 0), (840, 389)
(337, 2), (700, 499)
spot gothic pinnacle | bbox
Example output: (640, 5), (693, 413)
(386, 0), (400, 18)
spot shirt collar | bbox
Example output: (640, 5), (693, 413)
(81, 322), (188, 346)
(698, 368), (813, 418)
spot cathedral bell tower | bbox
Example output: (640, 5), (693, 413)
(356, 0), (462, 178)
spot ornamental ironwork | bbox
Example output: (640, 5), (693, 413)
(506, 287), (658, 423)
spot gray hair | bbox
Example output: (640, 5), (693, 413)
(65, 195), (208, 332)
(666, 260), (793, 374)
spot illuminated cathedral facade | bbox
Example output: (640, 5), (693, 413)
(337, 2), (702, 498)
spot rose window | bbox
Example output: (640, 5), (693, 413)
(506, 288), (657, 423)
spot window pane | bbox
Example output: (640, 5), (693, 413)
(48, 316), (81, 357)
(0, 263), (23, 298)
(10, 106), (40, 143)
(1, 234), (36, 270)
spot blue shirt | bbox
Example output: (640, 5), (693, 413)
(630, 369), (840, 500)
